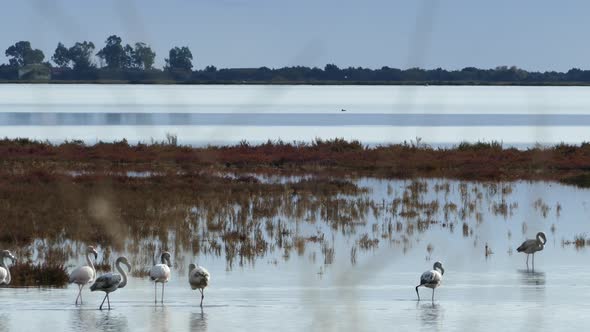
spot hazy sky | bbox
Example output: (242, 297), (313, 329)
(1, 0), (588, 71)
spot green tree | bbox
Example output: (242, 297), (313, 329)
(132, 43), (156, 70)
(123, 44), (134, 69)
(97, 35), (133, 69)
(52, 42), (71, 68)
(5, 41), (45, 67)
(68, 41), (95, 71)
(165, 46), (193, 71)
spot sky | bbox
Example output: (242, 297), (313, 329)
(0, 0), (589, 71)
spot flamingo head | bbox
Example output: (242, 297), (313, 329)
(118, 256), (131, 272)
(1, 250), (16, 264)
(161, 251), (172, 267)
(433, 261), (444, 275)
(87, 246), (98, 260)
(536, 232), (547, 245)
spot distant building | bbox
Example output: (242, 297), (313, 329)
(18, 64), (51, 80)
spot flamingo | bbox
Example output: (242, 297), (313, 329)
(189, 264), (210, 307)
(149, 251), (172, 303)
(69, 245), (98, 304)
(517, 231), (547, 270)
(90, 256), (131, 310)
(0, 250), (17, 285)
(415, 261), (444, 302)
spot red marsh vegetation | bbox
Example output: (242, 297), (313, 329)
(1, 138), (590, 183)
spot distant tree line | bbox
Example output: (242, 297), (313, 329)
(2, 35), (590, 84)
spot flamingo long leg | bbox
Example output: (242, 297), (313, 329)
(99, 293), (108, 310)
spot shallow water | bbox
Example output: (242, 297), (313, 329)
(2, 178), (590, 331)
(2, 84), (590, 146)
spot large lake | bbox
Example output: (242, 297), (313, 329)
(2, 85), (590, 332)
(1, 84), (590, 146)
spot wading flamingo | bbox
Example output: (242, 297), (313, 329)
(517, 232), (546, 270)
(0, 250), (17, 285)
(149, 251), (172, 303)
(189, 264), (210, 307)
(69, 246), (98, 304)
(416, 261), (444, 302)
(90, 256), (131, 310)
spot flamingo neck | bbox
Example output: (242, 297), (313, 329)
(1, 256), (10, 284)
(86, 252), (96, 279)
(116, 260), (128, 288)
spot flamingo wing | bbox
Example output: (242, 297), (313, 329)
(91, 273), (121, 291)
(69, 265), (94, 284)
(517, 239), (537, 253)
(420, 270), (441, 285)
(189, 266), (210, 289)
(149, 264), (171, 282)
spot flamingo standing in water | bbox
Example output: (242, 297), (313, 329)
(517, 231), (547, 270)
(0, 250), (17, 285)
(90, 256), (131, 310)
(149, 251), (172, 303)
(189, 264), (210, 307)
(415, 261), (445, 302)
(69, 246), (98, 304)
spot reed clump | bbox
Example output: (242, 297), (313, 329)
(8, 262), (69, 287)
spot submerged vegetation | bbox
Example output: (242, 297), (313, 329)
(0, 138), (582, 285)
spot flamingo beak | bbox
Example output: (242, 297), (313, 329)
(93, 251), (98, 260)
(10, 255), (16, 264)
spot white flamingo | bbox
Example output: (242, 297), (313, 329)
(149, 251), (172, 303)
(189, 264), (210, 307)
(415, 261), (445, 302)
(0, 250), (17, 285)
(69, 245), (98, 304)
(90, 256), (131, 310)
(517, 231), (547, 270)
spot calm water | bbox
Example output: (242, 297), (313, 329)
(1, 84), (590, 146)
(2, 178), (590, 331)
(2, 85), (590, 331)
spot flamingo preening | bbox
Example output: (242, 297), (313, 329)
(517, 231), (547, 270)
(149, 251), (172, 303)
(69, 246), (98, 305)
(0, 250), (17, 285)
(189, 264), (210, 307)
(415, 261), (445, 302)
(90, 256), (131, 310)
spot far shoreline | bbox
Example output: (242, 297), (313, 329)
(2, 80), (590, 86)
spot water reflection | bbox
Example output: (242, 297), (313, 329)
(69, 309), (98, 331)
(96, 311), (129, 332)
(189, 309), (208, 331)
(0, 313), (9, 332)
(518, 269), (546, 287)
(417, 302), (443, 331)
(150, 306), (170, 332)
